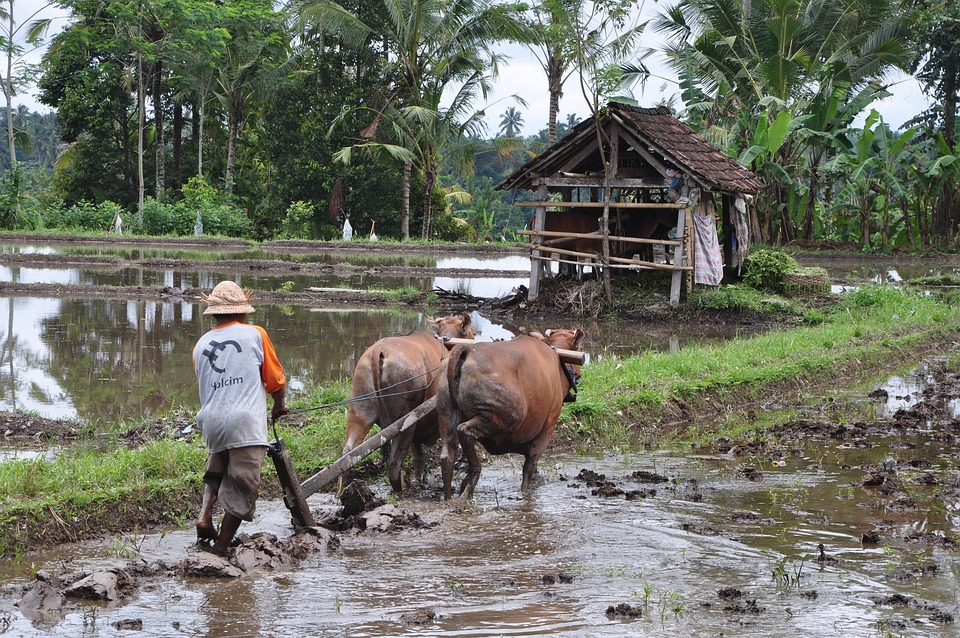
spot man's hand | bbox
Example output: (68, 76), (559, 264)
(271, 389), (288, 422)
(271, 402), (289, 422)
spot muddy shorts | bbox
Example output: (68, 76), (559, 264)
(203, 445), (267, 521)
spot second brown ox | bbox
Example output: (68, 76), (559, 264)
(344, 312), (475, 492)
(437, 328), (585, 500)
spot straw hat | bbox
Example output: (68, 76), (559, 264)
(202, 281), (255, 315)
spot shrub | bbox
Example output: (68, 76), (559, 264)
(280, 200), (316, 239)
(54, 200), (128, 232)
(742, 248), (800, 291)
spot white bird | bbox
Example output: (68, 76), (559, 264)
(369, 221), (378, 242)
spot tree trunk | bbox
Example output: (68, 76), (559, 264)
(934, 70), (958, 245)
(547, 53), (563, 146)
(153, 62), (165, 197)
(226, 112), (239, 194)
(902, 199), (915, 249)
(4, 1), (14, 169)
(137, 53), (146, 227)
(802, 168), (819, 240)
(860, 194), (871, 250)
(421, 167), (435, 240)
(401, 160), (411, 240)
(172, 101), (183, 186)
(196, 98), (204, 178)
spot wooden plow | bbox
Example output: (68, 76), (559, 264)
(270, 339), (586, 527)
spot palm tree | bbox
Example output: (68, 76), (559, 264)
(301, 0), (528, 239)
(652, 0), (912, 242)
(523, 0), (644, 145)
(498, 106), (523, 137)
(211, 0), (289, 195)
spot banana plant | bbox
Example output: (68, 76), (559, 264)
(823, 109), (917, 250)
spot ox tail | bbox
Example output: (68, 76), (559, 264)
(374, 349), (390, 423)
(444, 346), (469, 439)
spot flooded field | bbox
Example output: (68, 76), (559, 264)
(2, 358), (959, 637)
(1, 238), (959, 636)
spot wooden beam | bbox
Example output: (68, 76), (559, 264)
(442, 338), (586, 365)
(518, 230), (683, 246)
(514, 201), (684, 209)
(529, 252), (693, 272)
(300, 398), (438, 498)
(529, 183), (548, 301)
(670, 207), (689, 306)
(516, 242), (599, 261)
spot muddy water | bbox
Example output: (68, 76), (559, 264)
(0, 242), (959, 634)
(0, 243), (529, 298)
(0, 296), (761, 423)
(3, 363), (959, 637)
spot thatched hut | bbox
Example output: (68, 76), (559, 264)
(497, 102), (762, 304)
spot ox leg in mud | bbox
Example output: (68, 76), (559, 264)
(437, 329), (585, 500)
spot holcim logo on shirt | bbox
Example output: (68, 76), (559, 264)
(201, 339), (243, 374)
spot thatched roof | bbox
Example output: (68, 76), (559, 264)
(497, 102), (762, 194)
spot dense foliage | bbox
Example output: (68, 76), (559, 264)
(0, 0), (956, 248)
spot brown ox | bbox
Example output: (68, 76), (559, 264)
(437, 328), (586, 500)
(344, 312), (475, 492)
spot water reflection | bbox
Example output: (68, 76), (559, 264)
(1, 295), (767, 423)
(0, 260), (527, 299)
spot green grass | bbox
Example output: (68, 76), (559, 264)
(1, 284), (957, 555)
(0, 440), (205, 510)
(557, 285), (960, 445)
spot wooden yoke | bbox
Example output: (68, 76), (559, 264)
(442, 338), (586, 365)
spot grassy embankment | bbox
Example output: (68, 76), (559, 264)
(0, 285), (958, 558)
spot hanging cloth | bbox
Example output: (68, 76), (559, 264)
(692, 203), (723, 286)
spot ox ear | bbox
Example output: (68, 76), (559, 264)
(573, 328), (585, 350)
(544, 329), (554, 338)
(460, 311), (472, 327)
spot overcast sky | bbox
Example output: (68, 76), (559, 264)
(12, 0), (929, 137)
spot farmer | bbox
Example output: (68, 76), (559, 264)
(192, 280), (288, 555)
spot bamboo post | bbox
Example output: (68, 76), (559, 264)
(670, 207), (689, 305)
(529, 183), (548, 301)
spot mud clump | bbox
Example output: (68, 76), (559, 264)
(339, 480), (385, 517)
(869, 593), (954, 624)
(632, 470), (669, 483)
(724, 598), (765, 614)
(592, 483), (624, 497)
(575, 469), (607, 486)
(605, 603), (642, 618)
(540, 571), (574, 584)
(400, 608), (437, 625)
(63, 568), (134, 600)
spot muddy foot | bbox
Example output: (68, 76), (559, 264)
(196, 522), (218, 541)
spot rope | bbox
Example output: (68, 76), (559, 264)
(283, 336), (452, 415)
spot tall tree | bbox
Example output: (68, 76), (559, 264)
(524, 0), (643, 145)
(210, 0), (288, 195)
(0, 0), (52, 169)
(301, 0), (528, 239)
(498, 105), (523, 137)
(653, 0), (912, 243)
(909, 0), (960, 244)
